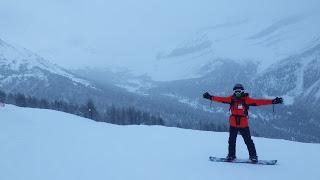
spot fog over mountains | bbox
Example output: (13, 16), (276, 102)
(1, 0), (320, 142)
(0, 38), (219, 133)
(1, 0), (320, 72)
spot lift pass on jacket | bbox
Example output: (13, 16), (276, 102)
(237, 104), (243, 109)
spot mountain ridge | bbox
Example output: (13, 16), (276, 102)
(75, 43), (320, 142)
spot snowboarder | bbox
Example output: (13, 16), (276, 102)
(203, 84), (283, 163)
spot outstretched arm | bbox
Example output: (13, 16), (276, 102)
(212, 96), (232, 104)
(246, 97), (272, 106)
(203, 92), (232, 104)
(246, 96), (283, 106)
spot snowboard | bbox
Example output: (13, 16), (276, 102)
(209, 156), (277, 165)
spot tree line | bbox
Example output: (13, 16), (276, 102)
(0, 90), (164, 126)
(0, 90), (234, 133)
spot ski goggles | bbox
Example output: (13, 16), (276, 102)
(233, 89), (244, 93)
(233, 89), (244, 95)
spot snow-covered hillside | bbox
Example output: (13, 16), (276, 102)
(0, 38), (139, 108)
(253, 43), (320, 103)
(0, 38), (91, 87)
(0, 104), (319, 180)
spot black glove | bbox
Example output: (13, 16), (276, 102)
(272, 97), (283, 104)
(203, 92), (213, 100)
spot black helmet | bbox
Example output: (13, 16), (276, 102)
(233, 84), (245, 98)
(233, 83), (244, 91)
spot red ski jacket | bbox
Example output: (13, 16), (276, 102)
(211, 95), (273, 128)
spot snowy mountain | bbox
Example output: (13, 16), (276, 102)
(148, 44), (320, 142)
(73, 67), (155, 95)
(75, 42), (320, 142)
(253, 43), (320, 104)
(151, 13), (320, 81)
(142, 11), (320, 142)
(0, 38), (153, 109)
(0, 39), (92, 85)
(0, 38), (220, 131)
(1, 104), (319, 180)
(0, 38), (96, 101)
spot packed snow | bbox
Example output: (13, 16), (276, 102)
(0, 104), (319, 180)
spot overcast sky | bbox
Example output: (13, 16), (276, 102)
(0, 0), (319, 73)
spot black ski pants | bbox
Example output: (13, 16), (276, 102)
(228, 126), (257, 157)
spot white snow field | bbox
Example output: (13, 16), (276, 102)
(0, 104), (319, 180)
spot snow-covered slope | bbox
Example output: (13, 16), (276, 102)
(0, 104), (319, 180)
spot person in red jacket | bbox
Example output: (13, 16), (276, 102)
(203, 83), (283, 162)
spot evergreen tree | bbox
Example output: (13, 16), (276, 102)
(26, 96), (39, 108)
(81, 99), (99, 120)
(39, 99), (49, 109)
(15, 93), (27, 107)
(0, 90), (6, 103)
(6, 93), (15, 104)
(3, 92), (165, 128)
